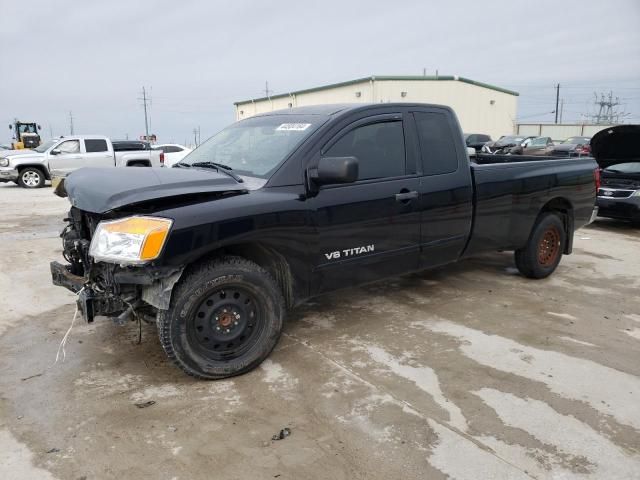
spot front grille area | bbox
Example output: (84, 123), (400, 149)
(22, 136), (40, 148)
(598, 188), (635, 199)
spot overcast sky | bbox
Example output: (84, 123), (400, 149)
(1, 0), (639, 145)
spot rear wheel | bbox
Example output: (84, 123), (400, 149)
(157, 256), (285, 379)
(18, 167), (45, 188)
(515, 213), (566, 279)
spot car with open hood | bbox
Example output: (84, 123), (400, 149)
(594, 125), (640, 223)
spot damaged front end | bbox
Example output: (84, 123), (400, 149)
(50, 207), (182, 324)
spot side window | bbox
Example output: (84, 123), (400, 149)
(325, 121), (406, 180)
(165, 146), (181, 153)
(413, 112), (458, 175)
(85, 139), (108, 153)
(56, 140), (80, 154)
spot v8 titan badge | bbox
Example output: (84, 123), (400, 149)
(324, 245), (375, 260)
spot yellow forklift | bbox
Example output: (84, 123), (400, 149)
(9, 120), (42, 149)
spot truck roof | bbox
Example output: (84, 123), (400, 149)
(54, 134), (109, 140)
(253, 102), (451, 118)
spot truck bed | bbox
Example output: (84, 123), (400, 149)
(464, 156), (598, 256)
(473, 153), (591, 164)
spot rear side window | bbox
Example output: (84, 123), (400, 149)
(326, 121), (406, 180)
(85, 139), (108, 152)
(165, 146), (182, 153)
(113, 141), (149, 151)
(413, 112), (459, 175)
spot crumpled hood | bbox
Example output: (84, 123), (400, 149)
(591, 125), (640, 169)
(63, 167), (248, 213)
(486, 140), (519, 149)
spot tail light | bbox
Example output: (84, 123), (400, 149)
(576, 144), (591, 155)
(594, 167), (601, 191)
(160, 152), (165, 165)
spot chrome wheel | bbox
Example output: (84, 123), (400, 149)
(21, 170), (41, 188)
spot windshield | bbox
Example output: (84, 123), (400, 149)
(562, 137), (590, 144)
(33, 139), (58, 153)
(19, 124), (37, 134)
(530, 137), (548, 146)
(604, 162), (640, 174)
(499, 136), (525, 144)
(181, 114), (325, 178)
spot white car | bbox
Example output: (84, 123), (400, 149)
(0, 135), (164, 188)
(152, 144), (192, 167)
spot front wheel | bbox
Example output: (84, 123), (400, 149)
(157, 256), (285, 379)
(515, 213), (566, 279)
(18, 167), (45, 188)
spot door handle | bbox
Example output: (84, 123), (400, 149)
(395, 190), (419, 202)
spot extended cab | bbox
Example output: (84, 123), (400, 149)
(50, 104), (599, 379)
(0, 135), (164, 188)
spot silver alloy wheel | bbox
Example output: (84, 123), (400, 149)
(22, 170), (41, 187)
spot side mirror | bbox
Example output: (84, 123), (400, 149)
(50, 149), (60, 155)
(466, 147), (476, 157)
(37, 124), (42, 130)
(314, 156), (358, 185)
(9, 124), (12, 130)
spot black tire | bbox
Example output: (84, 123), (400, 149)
(157, 256), (285, 379)
(17, 167), (45, 188)
(515, 213), (566, 279)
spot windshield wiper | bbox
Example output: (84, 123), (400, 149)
(173, 162), (191, 168)
(190, 161), (243, 182)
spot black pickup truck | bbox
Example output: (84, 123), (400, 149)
(50, 103), (599, 379)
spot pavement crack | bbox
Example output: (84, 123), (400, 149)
(283, 332), (538, 480)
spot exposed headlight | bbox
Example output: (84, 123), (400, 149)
(89, 216), (173, 264)
(0, 158), (9, 167)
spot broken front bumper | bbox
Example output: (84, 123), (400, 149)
(50, 261), (127, 322)
(50, 261), (85, 293)
(51, 260), (183, 323)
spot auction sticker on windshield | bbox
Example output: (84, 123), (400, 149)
(276, 123), (312, 131)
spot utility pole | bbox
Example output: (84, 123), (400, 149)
(264, 81), (272, 98)
(197, 126), (201, 145)
(559, 99), (564, 124)
(139, 86), (151, 141)
(193, 128), (198, 147)
(554, 84), (560, 124)
(68, 111), (74, 135)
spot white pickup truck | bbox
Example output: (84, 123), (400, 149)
(0, 135), (164, 188)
